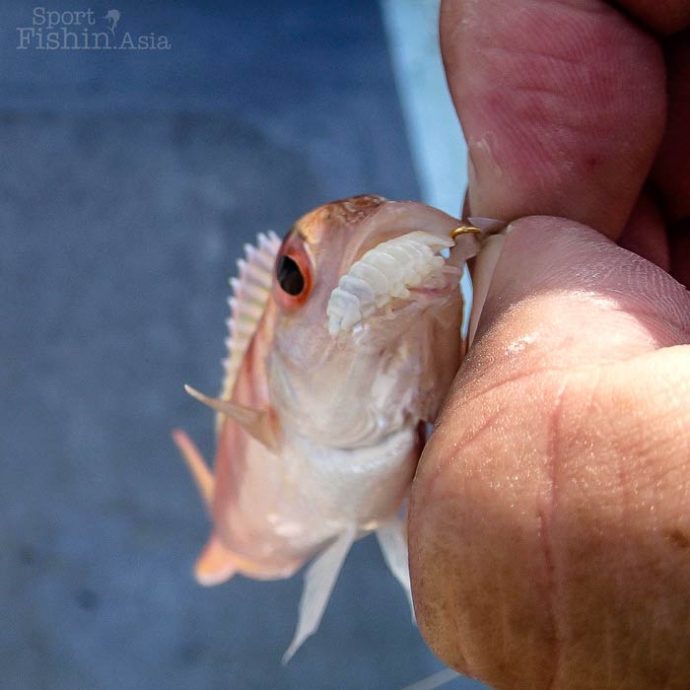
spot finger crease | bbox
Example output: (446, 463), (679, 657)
(539, 379), (568, 690)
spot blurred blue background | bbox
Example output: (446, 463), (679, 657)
(0, 1), (486, 688)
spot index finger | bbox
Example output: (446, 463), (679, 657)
(440, 0), (665, 238)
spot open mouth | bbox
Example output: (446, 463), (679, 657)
(326, 230), (460, 336)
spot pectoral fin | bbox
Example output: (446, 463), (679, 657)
(282, 526), (357, 664)
(184, 384), (279, 451)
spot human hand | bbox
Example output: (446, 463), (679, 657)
(408, 1), (690, 689)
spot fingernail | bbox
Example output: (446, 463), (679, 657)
(467, 222), (514, 348)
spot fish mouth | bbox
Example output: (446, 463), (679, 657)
(326, 230), (461, 336)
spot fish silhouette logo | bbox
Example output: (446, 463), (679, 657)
(103, 9), (121, 34)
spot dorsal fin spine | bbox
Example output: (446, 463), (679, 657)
(217, 231), (281, 431)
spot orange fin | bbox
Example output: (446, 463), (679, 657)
(184, 384), (279, 451)
(195, 534), (239, 587)
(172, 428), (214, 508)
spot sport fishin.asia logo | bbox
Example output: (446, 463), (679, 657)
(17, 7), (172, 50)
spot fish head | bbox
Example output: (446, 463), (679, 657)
(268, 195), (472, 444)
(271, 195), (469, 349)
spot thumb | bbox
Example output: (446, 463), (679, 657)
(409, 216), (690, 690)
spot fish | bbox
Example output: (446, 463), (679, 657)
(173, 194), (501, 661)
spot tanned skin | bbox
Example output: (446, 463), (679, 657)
(409, 2), (690, 689)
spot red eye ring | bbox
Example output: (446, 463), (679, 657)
(276, 255), (304, 296)
(274, 237), (312, 309)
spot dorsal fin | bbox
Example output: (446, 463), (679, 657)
(218, 231), (281, 430)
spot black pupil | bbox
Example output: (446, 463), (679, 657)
(276, 255), (305, 296)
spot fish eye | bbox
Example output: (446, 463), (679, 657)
(276, 255), (305, 296)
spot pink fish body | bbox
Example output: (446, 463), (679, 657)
(174, 195), (490, 658)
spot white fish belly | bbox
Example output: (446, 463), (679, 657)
(218, 426), (417, 565)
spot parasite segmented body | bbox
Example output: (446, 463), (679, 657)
(173, 195), (496, 660)
(327, 231), (458, 335)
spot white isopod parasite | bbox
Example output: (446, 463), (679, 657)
(326, 230), (457, 335)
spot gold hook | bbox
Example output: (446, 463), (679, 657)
(450, 224), (481, 240)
